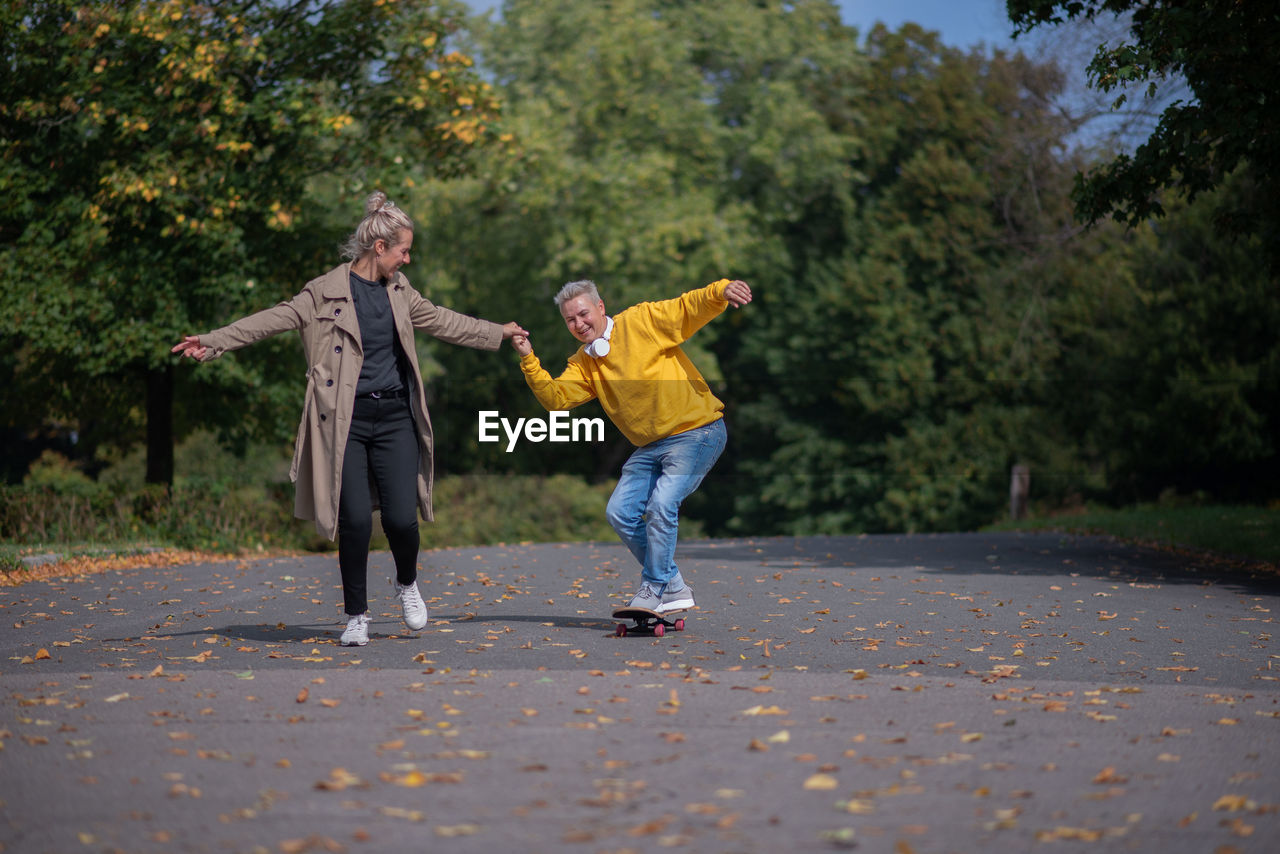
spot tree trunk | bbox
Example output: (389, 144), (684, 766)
(1010, 464), (1030, 521)
(145, 364), (175, 486)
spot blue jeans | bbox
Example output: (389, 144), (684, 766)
(605, 418), (727, 590)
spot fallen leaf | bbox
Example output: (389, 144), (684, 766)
(627, 817), (672, 837)
(314, 768), (364, 791)
(1213, 795), (1255, 812)
(803, 773), (839, 791)
(434, 825), (479, 838)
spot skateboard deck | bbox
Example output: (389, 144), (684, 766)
(611, 606), (688, 637)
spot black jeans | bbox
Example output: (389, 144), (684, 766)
(338, 396), (420, 615)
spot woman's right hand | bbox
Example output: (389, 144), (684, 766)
(171, 335), (207, 360)
(510, 335), (533, 357)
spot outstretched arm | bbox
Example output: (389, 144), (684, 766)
(648, 278), (753, 346)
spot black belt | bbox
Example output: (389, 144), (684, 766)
(357, 388), (408, 400)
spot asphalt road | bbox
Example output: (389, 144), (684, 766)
(2, 532), (1278, 853)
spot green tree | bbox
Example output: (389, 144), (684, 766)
(1045, 169), (1280, 500)
(1007, 0), (1280, 254)
(718, 25), (1110, 534)
(0, 0), (499, 483)
(417, 4), (1108, 534)
(404, 0), (862, 482)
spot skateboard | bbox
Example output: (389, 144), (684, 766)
(611, 606), (687, 638)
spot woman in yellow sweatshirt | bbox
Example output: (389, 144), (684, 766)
(512, 277), (752, 612)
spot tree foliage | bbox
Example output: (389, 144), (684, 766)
(412, 0), (1277, 532)
(717, 24), (1106, 534)
(1007, 0), (1280, 250)
(406, 0), (861, 480)
(1045, 168), (1280, 500)
(5, 0), (1274, 534)
(0, 0), (499, 482)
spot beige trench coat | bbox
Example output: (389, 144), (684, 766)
(198, 263), (503, 540)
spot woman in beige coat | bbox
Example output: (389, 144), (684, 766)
(172, 192), (526, 646)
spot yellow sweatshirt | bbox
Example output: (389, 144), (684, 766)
(519, 279), (731, 447)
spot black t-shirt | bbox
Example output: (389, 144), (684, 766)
(350, 271), (407, 396)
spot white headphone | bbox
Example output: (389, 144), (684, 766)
(585, 316), (614, 358)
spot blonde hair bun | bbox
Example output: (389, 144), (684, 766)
(341, 190), (413, 261)
(364, 191), (389, 216)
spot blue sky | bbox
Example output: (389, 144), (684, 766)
(463, 1), (1033, 53)
(836, 0), (1024, 50)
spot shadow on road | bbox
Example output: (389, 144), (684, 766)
(676, 533), (1280, 594)
(129, 613), (616, 644)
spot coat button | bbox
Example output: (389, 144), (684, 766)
(334, 346), (342, 353)
(320, 413), (327, 421)
(326, 379), (334, 386)
(335, 308), (342, 315)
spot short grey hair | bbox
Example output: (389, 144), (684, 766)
(340, 191), (414, 261)
(554, 279), (602, 309)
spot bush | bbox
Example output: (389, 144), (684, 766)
(425, 474), (618, 548)
(1, 443), (623, 555)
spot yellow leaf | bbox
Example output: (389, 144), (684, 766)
(434, 824), (479, 838)
(1213, 794), (1254, 812)
(315, 768), (363, 791)
(393, 771), (428, 788)
(1092, 766), (1128, 784)
(803, 773), (839, 791)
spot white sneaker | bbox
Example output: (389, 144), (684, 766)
(341, 613), (370, 646)
(658, 584), (695, 613)
(391, 579), (428, 631)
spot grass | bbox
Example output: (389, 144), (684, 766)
(988, 503), (1280, 566)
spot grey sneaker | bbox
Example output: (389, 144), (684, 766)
(341, 613), (370, 646)
(626, 582), (663, 611)
(659, 584), (694, 613)
(391, 579), (428, 631)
